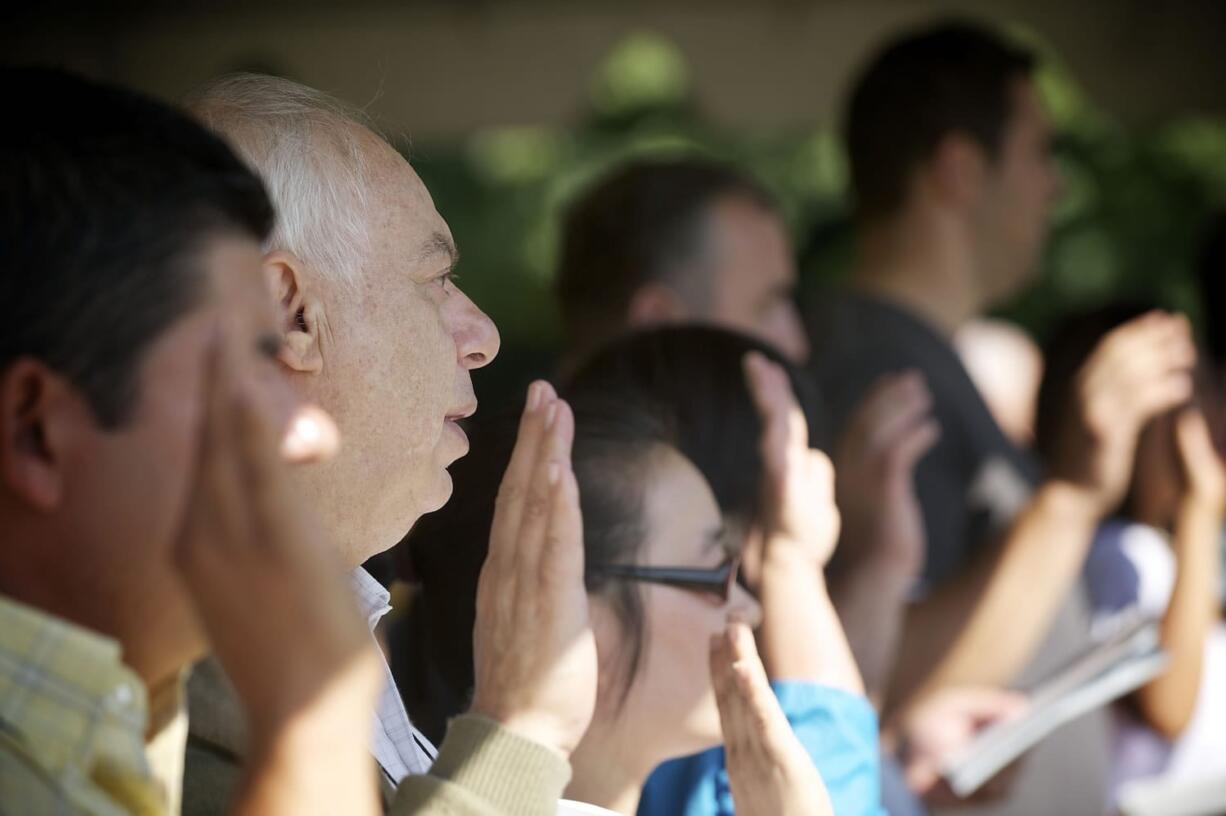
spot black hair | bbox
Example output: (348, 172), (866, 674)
(555, 156), (779, 355)
(844, 19), (1037, 220)
(565, 325), (826, 530)
(1197, 211), (1226, 368)
(394, 394), (675, 744)
(0, 66), (274, 427)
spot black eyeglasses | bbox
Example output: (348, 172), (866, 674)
(588, 555), (742, 603)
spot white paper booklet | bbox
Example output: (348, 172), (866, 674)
(942, 616), (1168, 798)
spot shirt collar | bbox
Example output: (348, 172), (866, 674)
(349, 566), (393, 632)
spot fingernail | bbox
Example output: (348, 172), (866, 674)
(527, 383), (541, 412)
(545, 401), (559, 428)
(547, 462), (560, 485)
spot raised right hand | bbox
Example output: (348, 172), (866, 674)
(742, 352), (840, 571)
(469, 381), (597, 759)
(712, 622), (833, 816)
(175, 326), (380, 815)
(834, 370), (939, 580)
(1048, 311), (1196, 513)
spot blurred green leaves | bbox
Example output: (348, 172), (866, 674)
(408, 28), (1226, 356)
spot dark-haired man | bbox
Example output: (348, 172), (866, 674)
(810, 20), (1196, 814)
(0, 66), (381, 814)
(556, 157), (810, 369)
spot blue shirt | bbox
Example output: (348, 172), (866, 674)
(637, 681), (887, 816)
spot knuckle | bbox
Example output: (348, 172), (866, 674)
(523, 492), (550, 520)
(496, 481), (524, 506)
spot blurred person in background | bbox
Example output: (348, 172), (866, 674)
(1036, 303), (1226, 806)
(555, 156), (940, 705)
(808, 19), (1197, 816)
(555, 157), (810, 370)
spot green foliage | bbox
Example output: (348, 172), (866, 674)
(404, 29), (1226, 355)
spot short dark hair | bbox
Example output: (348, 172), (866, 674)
(555, 156), (778, 354)
(844, 20), (1037, 220)
(1, 67), (274, 427)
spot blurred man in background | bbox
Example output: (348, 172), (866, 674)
(809, 20), (1197, 815)
(556, 157), (810, 369)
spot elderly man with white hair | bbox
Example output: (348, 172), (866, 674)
(180, 74), (596, 815)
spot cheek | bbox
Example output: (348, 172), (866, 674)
(331, 296), (455, 450)
(624, 589), (728, 746)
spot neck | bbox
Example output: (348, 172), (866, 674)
(852, 209), (984, 337)
(565, 719), (662, 815)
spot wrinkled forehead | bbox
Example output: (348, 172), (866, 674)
(351, 123), (454, 254)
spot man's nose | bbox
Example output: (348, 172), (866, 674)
(453, 289), (501, 370)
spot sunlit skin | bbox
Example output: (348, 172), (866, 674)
(566, 447), (762, 815)
(0, 236), (304, 689)
(271, 124), (500, 569)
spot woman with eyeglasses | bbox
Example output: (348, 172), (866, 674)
(393, 326), (879, 814)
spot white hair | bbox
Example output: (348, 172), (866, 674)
(186, 73), (375, 288)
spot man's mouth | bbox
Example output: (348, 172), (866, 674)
(445, 402), (477, 423)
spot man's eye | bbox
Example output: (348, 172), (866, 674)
(436, 271), (459, 291)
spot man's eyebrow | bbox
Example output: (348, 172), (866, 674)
(416, 231), (459, 268)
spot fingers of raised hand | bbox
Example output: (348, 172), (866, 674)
(744, 352), (808, 454)
(1087, 312), (1196, 395)
(841, 371), (934, 478)
(1175, 408), (1215, 465)
(884, 418), (941, 480)
(727, 623), (793, 747)
(491, 381), (558, 561)
(178, 327), (273, 568)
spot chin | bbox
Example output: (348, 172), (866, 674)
(418, 468), (455, 515)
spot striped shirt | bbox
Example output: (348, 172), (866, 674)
(349, 567), (437, 784)
(0, 593), (187, 816)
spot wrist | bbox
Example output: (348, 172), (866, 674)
(761, 535), (826, 572)
(1038, 479), (1109, 524)
(761, 544), (827, 588)
(465, 705), (577, 760)
(1178, 492), (1226, 521)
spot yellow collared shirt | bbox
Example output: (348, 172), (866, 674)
(0, 594), (187, 815)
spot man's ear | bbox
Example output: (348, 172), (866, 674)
(262, 251), (324, 375)
(928, 132), (989, 211)
(0, 359), (82, 511)
(626, 282), (691, 328)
